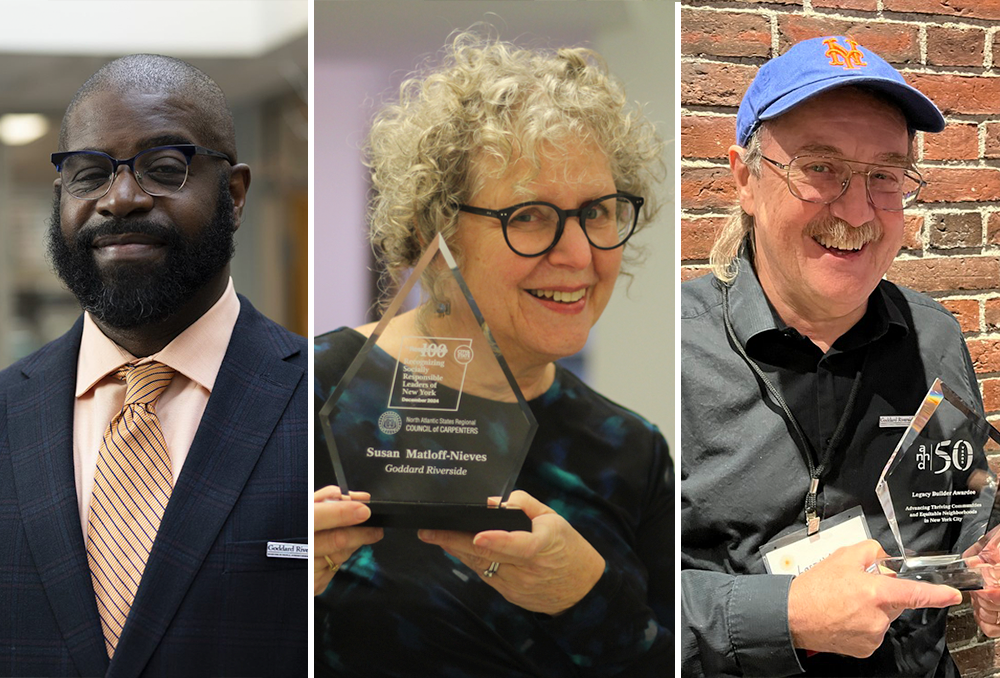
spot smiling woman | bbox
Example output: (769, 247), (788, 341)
(452, 140), (625, 372)
(313, 31), (672, 677)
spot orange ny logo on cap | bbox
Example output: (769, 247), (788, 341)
(823, 38), (867, 70)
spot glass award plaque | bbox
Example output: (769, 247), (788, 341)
(875, 378), (1000, 589)
(319, 234), (537, 531)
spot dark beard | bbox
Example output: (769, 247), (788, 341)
(47, 179), (236, 330)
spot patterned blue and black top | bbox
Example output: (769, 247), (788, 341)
(314, 327), (674, 677)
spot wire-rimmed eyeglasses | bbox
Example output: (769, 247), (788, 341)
(51, 144), (233, 200)
(760, 154), (925, 212)
(458, 192), (644, 257)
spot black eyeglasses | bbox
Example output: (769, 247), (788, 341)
(51, 144), (232, 200)
(760, 154), (925, 211)
(458, 192), (644, 257)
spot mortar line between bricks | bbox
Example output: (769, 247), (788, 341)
(680, 109), (738, 118)
(769, 10), (778, 56)
(918, 22), (927, 65)
(986, 26), (996, 70)
(684, 52), (1000, 76)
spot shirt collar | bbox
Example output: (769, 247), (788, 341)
(724, 249), (779, 348)
(726, 246), (908, 353)
(75, 278), (240, 397)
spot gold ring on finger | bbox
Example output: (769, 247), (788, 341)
(324, 555), (340, 574)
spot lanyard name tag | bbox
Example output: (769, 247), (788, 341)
(880, 415), (912, 428)
(760, 506), (870, 576)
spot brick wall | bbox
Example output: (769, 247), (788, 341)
(681, 1), (1000, 674)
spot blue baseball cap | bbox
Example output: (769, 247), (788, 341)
(735, 36), (945, 146)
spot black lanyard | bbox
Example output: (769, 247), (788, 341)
(722, 284), (867, 535)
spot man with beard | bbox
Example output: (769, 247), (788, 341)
(682, 37), (998, 677)
(0, 55), (306, 677)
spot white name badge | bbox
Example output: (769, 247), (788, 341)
(760, 506), (870, 576)
(880, 415), (912, 428)
(267, 541), (309, 559)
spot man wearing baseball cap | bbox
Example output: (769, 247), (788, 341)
(682, 36), (994, 676)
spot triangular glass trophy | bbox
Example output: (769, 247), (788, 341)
(875, 378), (1000, 589)
(319, 234), (537, 531)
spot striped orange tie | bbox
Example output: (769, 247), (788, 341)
(86, 361), (175, 657)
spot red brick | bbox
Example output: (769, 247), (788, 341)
(984, 378), (1000, 413)
(681, 266), (711, 282)
(888, 256), (1000, 293)
(682, 115), (736, 160)
(681, 216), (726, 261)
(929, 212), (982, 249)
(966, 338), (1000, 373)
(985, 298), (1000, 330)
(984, 123), (1000, 159)
(941, 298), (980, 333)
(947, 606), (981, 646)
(681, 62), (757, 108)
(681, 167), (737, 209)
(987, 426), (1000, 456)
(919, 167), (1000, 204)
(681, 9), (771, 59)
(885, 0), (1000, 20)
(954, 641), (995, 676)
(902, 213), (924, 251)
(988, 213), (1000, 245)
(812, 0), (876, 9)
(906, 73), (1000, 117)
(778, 18), (919, 63)
(926, 26), (986, 67)
(903, 214), (924, 250)
(923, 123), (978, 161)
(986, 383), (1000, 413)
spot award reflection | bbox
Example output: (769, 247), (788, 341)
(380, 261), (519, 404)
(313, 32), (673, 675)
(963, 465), (1000, 584)
(323, 240), (536, 509)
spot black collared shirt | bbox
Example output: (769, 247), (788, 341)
(681, 256), (981, 678)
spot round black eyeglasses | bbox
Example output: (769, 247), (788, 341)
(51, 144), (232, 200)
(458, 192), (644, 257)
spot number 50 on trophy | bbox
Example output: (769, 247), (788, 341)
(876, 378), (1000, 589)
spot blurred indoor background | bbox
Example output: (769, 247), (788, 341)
(0, 0), (308, 369)
(315, 0), (675, 439)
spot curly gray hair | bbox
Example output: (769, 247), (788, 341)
(365, 31), (665, 299)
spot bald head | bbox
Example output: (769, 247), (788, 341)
(59, 54), (237, 161)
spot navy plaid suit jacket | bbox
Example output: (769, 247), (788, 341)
(0, 297), (307, 677)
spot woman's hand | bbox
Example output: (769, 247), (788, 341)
(314, 485), (383, 595)
(418, 490), (605, 615)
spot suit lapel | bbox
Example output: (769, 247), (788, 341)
(108, 300), (303, 678)
(8, 317), (111, 677)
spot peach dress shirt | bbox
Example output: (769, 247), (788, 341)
(73, 278), (240, 539)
